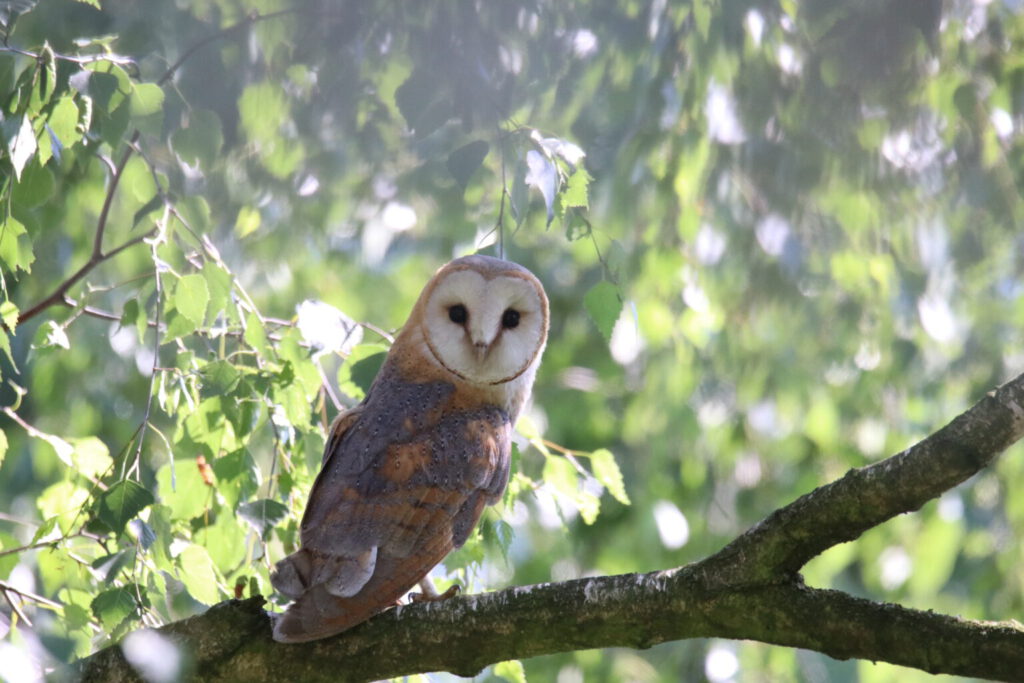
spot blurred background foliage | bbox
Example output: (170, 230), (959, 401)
(0, 0), (1022, 681)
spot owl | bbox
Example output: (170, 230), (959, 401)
(271, 254), (549, 643)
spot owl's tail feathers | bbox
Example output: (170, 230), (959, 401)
(271, 546), (378, 599)
(271, 585), (386, 643)
(270, 546), (385, 643)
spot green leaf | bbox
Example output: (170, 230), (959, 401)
(0, 215), (34, 273)
(156, 460), (210, 521)
(2, 114), (37, 180)
(174, 273), (209, 326)
(349, 351), (386, 396)
(561, 167), (591, 211)
(234, 205), (261, 238)
(132, 194), (163, 229)
(0, 300), (18, 331)
(35, 320), (69, 350)
(200, 360), (241, 396)
(91, 585), (146, 631)
(239, 82), (287, 145)
(95, 480), (154, 533)
(177, 544), (221, 605)
(211, 450), (259, 510)
(171, 109), (223, 169)
(0, 428), (6, 472)
(244, 312), (269, 355)
(37, 482), (89, 534)
(91, 550), (133, 583)
(201, 261), (232, 323)
(237, 498), (288, 538)
(0, 531), (19, 579)
(583, 280), (621, 342)
(70, 436), (113, 480)
(275, 375), (312, 429)
(194, 511), (246, 570)
(0, 329), (12, 373)
(69, 70), (117, 112)
(12, 158), (54, 209)
(30, 43), (56, 111)
(494, 660), (527, 683)
(119, 297), (142, 340)
(129, 83), (164, 117)
(590, 448), (630, 505)
(446, 140), (489, 188)
(543, 455), (579, 500)
(48, 95), (80, 149)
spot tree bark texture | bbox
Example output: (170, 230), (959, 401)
(73, 371), (1024, 683)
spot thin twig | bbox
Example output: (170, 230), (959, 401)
(15, 222), (155, 327)
(0, 540), (57, 559)
(130, 226), (168, 479)
(1, 587), (31, 626)
(0, 579), (61, 609)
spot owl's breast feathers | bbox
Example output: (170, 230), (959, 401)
(270, 365), (513, 642)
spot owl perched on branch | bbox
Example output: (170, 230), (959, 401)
(271, 255), (549, 643)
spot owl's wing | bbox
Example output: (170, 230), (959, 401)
(271, 374), (512, 643)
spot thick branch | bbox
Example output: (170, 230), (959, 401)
(71, 371), (1024, 682)
(73, 571), (1024, 682)
(701, 372), (1024, 585)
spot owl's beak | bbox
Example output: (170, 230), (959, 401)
(472, 341), (491, 361)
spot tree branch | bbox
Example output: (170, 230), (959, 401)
(68, 370), (1024, 681)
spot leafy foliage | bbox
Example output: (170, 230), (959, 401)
(0, 1), (1021, 682)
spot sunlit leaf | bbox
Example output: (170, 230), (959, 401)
(590, 449), (630, 505)
(0, 215), (35, 274)
(0, 531), (18, 579)
(525, 150), (557, 225)
(2, 114), (36, 180)
(156, 460), (210, 521)
(177, 544), (222, 605)
(244, 312), (268, 355)
(583, 281), (621, 343)
(494, 660), (527, 683)
(0, 300), (17, 332)
(71, 436), (113, 480)
(174, 273), (209, 326)
(38, 482), (89, 534)
(234, 205), (261, 238)
(561, 167), (591, 212)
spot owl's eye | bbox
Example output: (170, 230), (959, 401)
(448, 304), (468, 324)
(501, 308), (520, 329)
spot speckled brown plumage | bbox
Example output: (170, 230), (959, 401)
(271, 255), (548, 642)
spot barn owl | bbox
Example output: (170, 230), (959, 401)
(271, 254), (549, 643)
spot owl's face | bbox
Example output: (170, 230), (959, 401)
(419, 256), (548, 386)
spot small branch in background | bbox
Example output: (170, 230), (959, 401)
(14, 225), (156, 328)
(1, 586), (31, 627)
(0, 578), (61, 610)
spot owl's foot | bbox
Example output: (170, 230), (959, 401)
(409, 578), (461, 603)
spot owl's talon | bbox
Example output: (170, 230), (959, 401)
(409, 582), (461, 603)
